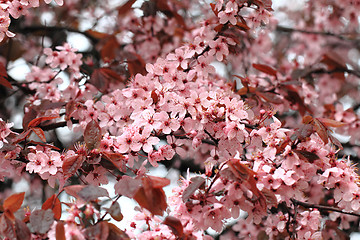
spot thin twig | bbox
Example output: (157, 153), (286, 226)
(291, 198), (360, 218)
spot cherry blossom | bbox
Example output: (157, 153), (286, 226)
(1, 0), (360, 239)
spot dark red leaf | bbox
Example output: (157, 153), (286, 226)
(62, 155), (85, 178)
(255, 91), (283, 104)
(42, 194), (61, 220)
(317, 118), (346, 128)
(13, 129), (32, 144)
(0, 62), (12, 89)
(102, 152), (127, 172)
(127, 54), (146, 76)
(312, 118), (329, 144)
(252, 63), (277, 77)
(85, 221), (109, 240)
(163, 216), (184, 238)
(0, 214), (16, 239)
(84, 120), (102, 150)
(15, 218), (31, 240)
(293, 149), (320, 163)
(65, 185), (109, 202)
(117, 0), (136, 16)
(55, 221), (66, 240)
(329, 133), (343, 150)
(27, 115), (59, 129)
(3, 192), (25, 214)
(133, 176), (170, 216)
(31, 127), (46, 142)
(29, 209), (54, 234)
(78, 185), (109, 202)
(101, 36), (119, 62)
(182, 176), (205, 202)
(107, 223), (130, 240)
(64, 185), (84, 199)
(114, 176), (142, 198)
(106, 202), (123, 221)
(147, 175), (171, 189)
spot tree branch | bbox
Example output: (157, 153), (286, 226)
(276, 25), (358, 42)
(291, 198), (360, 217)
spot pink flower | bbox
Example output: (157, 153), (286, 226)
(117, 126), (142, 153)
(8, 0), (29, 19)
(208, 38), (229, 61)
(153, 111), (180, 134)
(166, 47), (192, 69)
(218, 10), (237, 25)
(0, 119), (13, 149)
(85, 166), (109, 186)
(139, 128), (159, 153)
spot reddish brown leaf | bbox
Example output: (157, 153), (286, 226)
(155, 0), (187, 29)
(85, 30), (110, 40)
(107, 223), (130, 240)
(13, 129), (32, 144)
(0, 214), (16, 239)
(284, 85), (312, 116)
(29, 209), (54, 234)
(163, 216), (184, 238)
(78, 185), (109, 202)
(214, 24), (224, 32)
(329, 133), (343, 150)
(147, 175), (171, 189)
(320, 52), (348, 71)
(317, 118), (346, 128)
(42, 194), (61, 220)
(128, 54), (146, 76)
(102, 152), (127, 172)
(151, 90), (159, 105)
(209, 3), (218, 15)
(236, 19), (250, 31)
(252, 63), (277, 77)
(55, 221), (66, 240)
(3, 192), (25, 214)
(117, 0), (136, 16)
(31, 127), (46, 142)
(0, 62), (12, 89)
(27, 115), (59, 129)
(64, 185), (84, 199)
(14, 218), (31, 240)
(312, 118), (329, 144)
(90, 68), (124, 93)
(85, 221), (109, 240)
(227, 159), (266, 210)
(65, 185), (109, 202)
(133, 176), (170, 216)
(101, 36), (119, 62)
(261, 188), (278, 208)
(302, 115), (313, 124)
(293, 149), (320, 163)
(106, 202), (123, 221)
(27, 141), (60, 150)
(182, 176), (205, 202)
(294, 124), (314, 141)
(255, 91), (283, 104)
(84, 120), (102, 150)
(114, 176), (142, 198)
(62, 155), (85, 178)
(65, 100), (77, 121)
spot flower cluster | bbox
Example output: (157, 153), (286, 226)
(1, 0), (360, 239)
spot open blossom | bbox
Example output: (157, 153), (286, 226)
(26, 148), (62, 175)
(0, 119), (13, 149)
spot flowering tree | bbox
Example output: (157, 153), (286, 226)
(0, 0), (360, 239)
